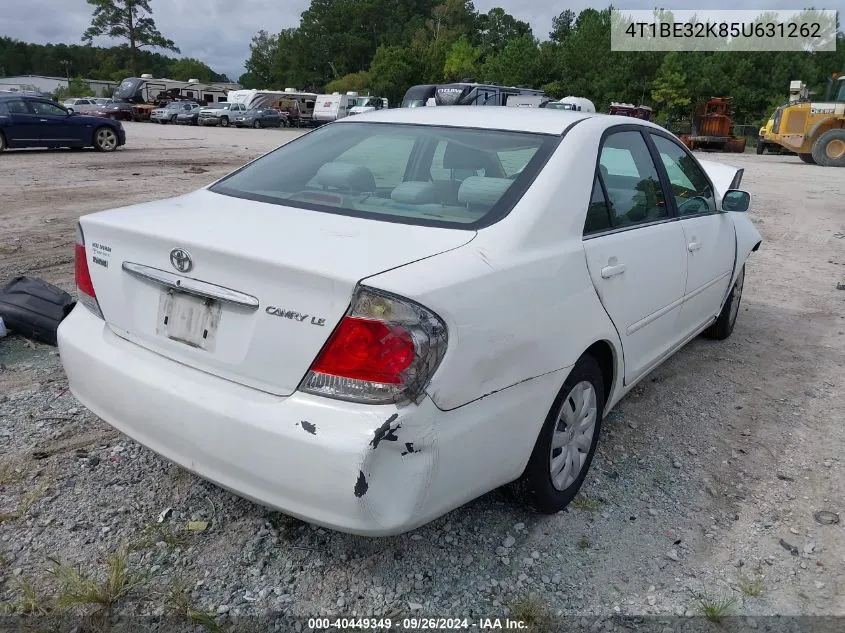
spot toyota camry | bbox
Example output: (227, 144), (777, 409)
(58, 106), (761, 536)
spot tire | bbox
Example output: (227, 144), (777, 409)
(220, 117), (229, 128)
(0, 131), (6, 152)
(515, 354), (605, 513)
(756, 141), (765, 155)
(93, 126), (119, 152)
(799, 153), (816, 165)
(253, 120), (261, 129)
(810, 129), (845, 167)
(703, 265), (745, 340)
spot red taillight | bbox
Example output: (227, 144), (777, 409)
(310, 317), (415, 384)
(300, 286), (448, 404)
(74, 223), (103, 319)
(75, 242), (96, 298)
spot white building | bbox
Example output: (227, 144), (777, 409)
(0, 74), (119, 96)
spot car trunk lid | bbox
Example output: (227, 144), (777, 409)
(80, 189), (475, 395)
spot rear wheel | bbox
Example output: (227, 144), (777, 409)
(811, 129), (845, 167)
(756, 140), (766, 155)
(703, 265), (744, 340)
(93, 126), (118, 152)
(253, 119), (261, 129)
(0, 131), (6, 152)
(799, 153), (817, 165)
(515, 355), (605, 513)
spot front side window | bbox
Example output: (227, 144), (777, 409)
(210, 122), (557, 228)
(29, 101), (67, 116)
(599, 130), (667, 227)
(651, 134), (716, 216)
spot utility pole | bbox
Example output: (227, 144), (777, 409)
(60, 60), (71, 86)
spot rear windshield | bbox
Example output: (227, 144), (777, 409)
(210, 122), (558, 229)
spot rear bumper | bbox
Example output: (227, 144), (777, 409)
(58, 305), (562, 535)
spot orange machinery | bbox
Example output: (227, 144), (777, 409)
(680, 97), (747, 153)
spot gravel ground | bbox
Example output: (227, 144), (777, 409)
(1, 123), (844, 629)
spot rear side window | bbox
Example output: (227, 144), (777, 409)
(599, 131), (667, 227)
(584, 176), (613, 235)
(210, 122), (558, 229)
(6, 99), (29, 114)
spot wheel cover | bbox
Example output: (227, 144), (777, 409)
(825, 138), (845, 160)
(97, 129), (117, 150)
(549, 380), (598, 491)
(728, 268), (745, 326)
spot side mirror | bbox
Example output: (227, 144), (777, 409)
(722, 189), (750, 212)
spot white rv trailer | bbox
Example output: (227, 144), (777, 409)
(313, 92), (352, 122)
(558, 96), (596, 113)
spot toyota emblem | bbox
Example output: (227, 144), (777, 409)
(170, 248), (193, 273)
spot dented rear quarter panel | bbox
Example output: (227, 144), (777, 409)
(364, 120), (624, 413)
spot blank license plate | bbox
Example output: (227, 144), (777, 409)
(156, 290), (222, 350)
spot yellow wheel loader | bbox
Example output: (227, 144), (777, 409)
(764, 73), (845, 167)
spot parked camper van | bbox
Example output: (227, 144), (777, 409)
(313, 93), (351, 123)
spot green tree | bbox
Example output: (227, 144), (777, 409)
(54, 77), (93, 100)
(82, 0), (179, 77)
(169, 57), (216, 82)
(549, 9), (576, 43)
(367, 45), (419, 104)
(483, 34), (539, 86)
(651, 52), (691, 122)
(244, 30), (279, 88)
(475, 8), (531, 54)
(326, 71), (371, 93)
(443, 37), (480, 80)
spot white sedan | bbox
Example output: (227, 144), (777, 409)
(58, 107), (761, 536)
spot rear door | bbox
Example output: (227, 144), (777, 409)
(648, 133), (735, 340)
(4, 98), (44, 144)
(582, 128), (688, 384)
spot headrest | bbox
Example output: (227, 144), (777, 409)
(443, 142), (492, 171)
(314, 162), (375, 192)
(391, 181), (437, 205)
(457, 177), (512, 208)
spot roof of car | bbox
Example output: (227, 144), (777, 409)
(339, 105), (596, 135)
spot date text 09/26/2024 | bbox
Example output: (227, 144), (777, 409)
(308, 617), (529, 629)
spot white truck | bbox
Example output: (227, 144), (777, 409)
(347, 94), (389, 115)
(197, 101), (248, 127)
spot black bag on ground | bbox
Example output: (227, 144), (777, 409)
(0, 276), (76, 346)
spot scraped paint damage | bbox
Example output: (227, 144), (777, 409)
(299, 420), (317, 435)
(354, 470), (369, 497)
(370, 413), (400, 449)
(401, 442), (416, 456)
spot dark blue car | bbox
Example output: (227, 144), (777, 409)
(0, 93), (126, 152)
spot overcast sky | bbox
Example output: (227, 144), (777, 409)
(3, 0), (843, 81)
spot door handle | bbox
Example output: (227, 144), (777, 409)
(39, 119), (49, 122)
(601, 263), (626, 279)
(688, 241), (701, 252)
